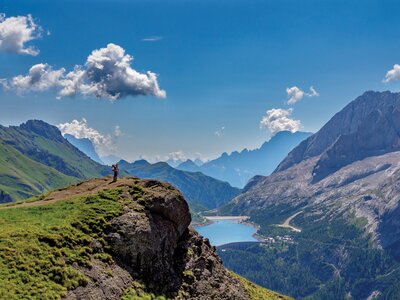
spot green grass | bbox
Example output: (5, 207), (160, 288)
(0, 188), (130, 299)
(0, 121), (108, 180)
(0, 141), (77, 202)
(231, 273), (292, 300)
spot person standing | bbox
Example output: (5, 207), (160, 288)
(112, 163), (119, 182)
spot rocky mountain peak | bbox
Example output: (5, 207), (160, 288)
(276, 91), (400, 181)
(20, 119), (64, 142)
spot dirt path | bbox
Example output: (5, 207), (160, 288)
(276, 211), (303, 232)
(0, 177), (139, 210)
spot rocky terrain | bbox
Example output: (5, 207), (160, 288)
(0, 177), (288, 300)
(234, 91), (400, 254)
(222, 91), (400, 299)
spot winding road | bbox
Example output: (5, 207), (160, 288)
(276, 211), (303, 232)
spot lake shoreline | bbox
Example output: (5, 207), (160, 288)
(194, 216), (263, 246)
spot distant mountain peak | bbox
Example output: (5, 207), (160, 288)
(197, 131), (312, 187)
(275, 91), (400, 181)
(135, 159), (151, 165)
(20, 119), (64, 142)
(64, 134), (103, 164)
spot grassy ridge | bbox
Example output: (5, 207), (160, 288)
(0, 141), (77, 202)
(0, 120), (108, 179)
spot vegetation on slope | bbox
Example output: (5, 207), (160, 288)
(0, 188), (126, 299)
(0, 141), (77, 202)
(231, 273), (292, 300)
(0, 120), (108, 179)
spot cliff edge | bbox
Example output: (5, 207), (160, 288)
(0, 177), (289, 300)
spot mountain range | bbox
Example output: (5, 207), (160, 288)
(64, 134), (104, 164)
(177, 131), (312, 188)
(118, 159), (241, 210)
(0, 120), (109, 202)
(220, 91), (400, 299)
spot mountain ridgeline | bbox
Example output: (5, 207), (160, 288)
(0, 120), (109, 202)
(177, 131), (312, 188)
(220, 91), (400, 299)
(118, 159), (241, 210)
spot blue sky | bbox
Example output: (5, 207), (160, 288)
(1, 0), (400, 161)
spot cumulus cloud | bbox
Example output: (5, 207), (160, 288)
(0, 13), (43, 56)
(383, 64), (400, 83)
(286, 86), (319, 105)
(215, 126), (225, 137)
(57, 118), (115, 155)
(260, 108), (301, 135)
(4, 43), (166, 100)
(3, 63), (65, 93)
(141, 36), (163, 42)
(166, 150), (186, 162)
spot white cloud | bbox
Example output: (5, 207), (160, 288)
(4, 63), (65, 93)
(141, 36), (163, 42)
(4, 43), (166, 100)
(260, 108), (301, 135)
(383, 64), (400, 83)
(166, 150), (186, 162)
(286, 85), (319, 105)
(0, 13), (42, 56)
(57, 118), (115, 155)
(215, 126), (225, 137)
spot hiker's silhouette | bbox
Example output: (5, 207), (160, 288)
(111, 163), (119, 182)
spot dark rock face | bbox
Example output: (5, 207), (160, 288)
(65, 179), (249, 300)
(106, 180), (191, 292)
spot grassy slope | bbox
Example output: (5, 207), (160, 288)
(232, 273), (292, 300)
(0, 189), (126, 299)
(0, 184), (285, 300)
(0, 121), (108, 179)
(0, 141), (77, 201)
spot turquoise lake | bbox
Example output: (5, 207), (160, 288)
(196, 219), (258, 246)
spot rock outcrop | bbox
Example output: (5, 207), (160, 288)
(56, 177), (284, 299)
